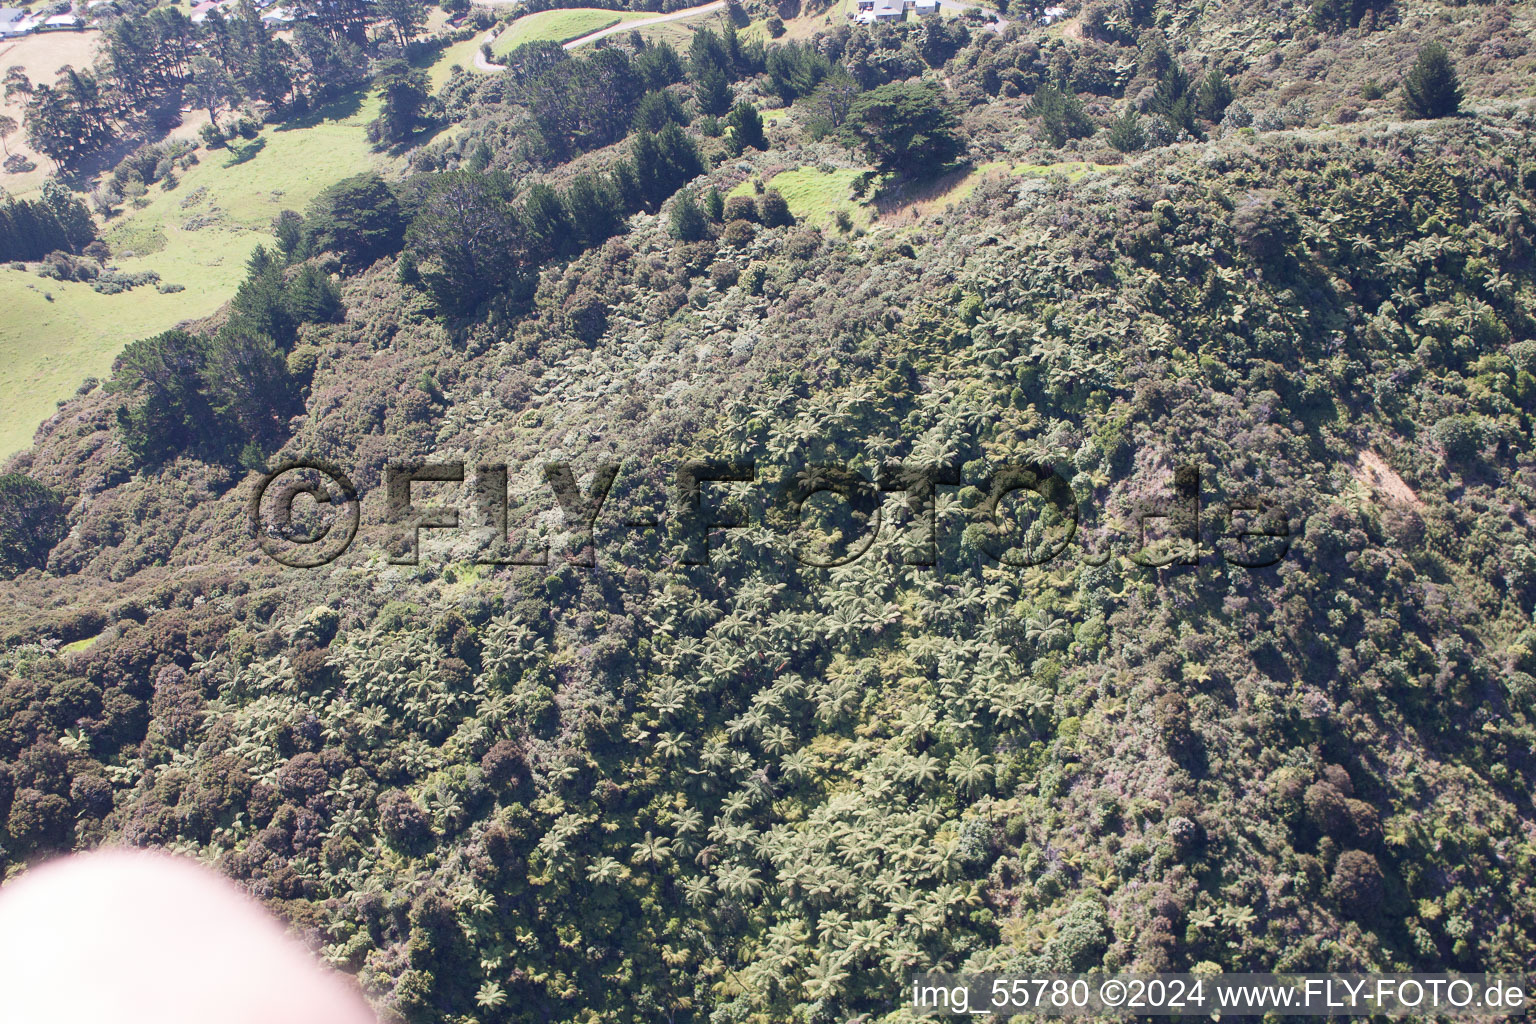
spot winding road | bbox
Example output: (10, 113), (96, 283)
(472, 0), (727, 70)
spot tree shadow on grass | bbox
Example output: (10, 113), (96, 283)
(222, 136), (267, 166)
(870, 160), (975, 221)
(274, 89), (368, 132)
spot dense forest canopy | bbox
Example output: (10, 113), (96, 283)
(2, 0), (1536, 1020)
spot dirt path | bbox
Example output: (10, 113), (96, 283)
(473, 0), (725, 70)
(562, 0), (725, 48)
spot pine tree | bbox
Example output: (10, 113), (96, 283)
(1402, 41), (1462, 119)
(669, 190), (709, 241)
(1150, 63), (1199, 135)
(1029, 83), (1094, 148)
(726, 101), (767, 151)
(1196, 69), (1233, 122)
(1106, 107), (1145, 153)
(695, 66), (732, 117)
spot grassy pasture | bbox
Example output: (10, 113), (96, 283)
(624, 8), (735, 49)
(0, 34), (488, 459)
(729, 166), (874, 231)
(0, 91), (389, 457)
(0, 29), (103, 194)
(492, 8), (647, 54)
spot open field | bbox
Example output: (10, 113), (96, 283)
(0, 90), (387, 456)
(0, 35), (481, 459)
(625, 6), (734, 49)
(0, 29), (102, 194)
(429, 32), (489, 88)
(723, 158), (1123, 241)
(729, 165), (875, 231)
(492, 8), (648, 54)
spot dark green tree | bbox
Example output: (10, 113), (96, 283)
(202, 327), (299, 464)
(405, 170), (530, 314)
(1150, 63), (1199, 135)
(189, 57), (239, 132)
(799, 74), (859, 140)
(563, 172), (625, 246)
(0, 474), (68, 577)
(520, 183), (574, 260)
(694, 66), (732, 117)
(377, 0), (427, 47)
(367, 60), (433, 148)
(303, 173), (405, 269)
(846, 80), (964, 178)
(632, 90), (688, 133)
(1196, 68), (1233, 122)
(669, 190), (709, 241)
(110, 329), (216, 463)
(726, 100), (767, 151)
(1029, 83), (1095, 147)
(1106, 107), (1145, 152)
(1402, 41), (1462, 119)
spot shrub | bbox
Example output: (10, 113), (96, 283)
(564, 289), (609, 343)
(720, 218), (755, 246)
(1304, 781), (1348, 836)
(1433, 414), (1488, 464)
(1330, 849), (1384, 918)
(723, 195), (758, 222)
(1231, 191), (1299, 265)
(757, 188), (793, 227)
(1154, 691), (1193, 752)
(708, 259), (739, 289)
(378, 789), (432, 849)
(1045, 897), (1109, 970)
(480, 739), (527, 788)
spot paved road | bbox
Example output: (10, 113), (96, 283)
(473, 0), (727, 69)
(565, 0), (726, 47)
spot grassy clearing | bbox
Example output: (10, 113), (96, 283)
(429, 33), (489, 89)
(729, 166), (874, 231)
(60, 632), (103, 656)
(921, 158), (1119, 206)
(862, 159), (1122, 229)
(0, 92), (385, 457)
(493, 8), (646, 54)
(0, 29), (103, 194)
(641, 14), (734, 49)
(0, 41), (476, 459)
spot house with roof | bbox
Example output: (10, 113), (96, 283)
(0, 7), (30, 36)
(851, 0), (938, 24)
(189, 0), (224, 23)
(40, 11), (83, 30)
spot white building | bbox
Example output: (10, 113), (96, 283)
(853, 0), (935, 23)
(0, 7), (28, 36)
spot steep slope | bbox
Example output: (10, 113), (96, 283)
(2, 7), (1536, 1024)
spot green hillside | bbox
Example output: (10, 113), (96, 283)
(2, 1), (1536, 1022)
